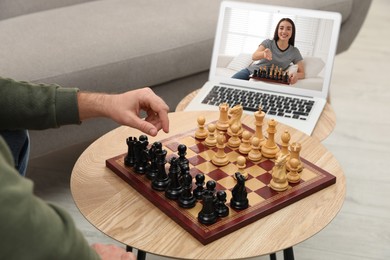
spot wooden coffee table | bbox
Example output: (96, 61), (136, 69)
(71, 111), (345, 260)
(175, 89), (336, 142)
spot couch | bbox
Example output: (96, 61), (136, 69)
(0, 0), (371, 158)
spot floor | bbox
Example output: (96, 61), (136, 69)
(27, 0), (389, 259)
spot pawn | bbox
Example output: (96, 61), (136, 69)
(287, 158), (301, 183)
(204, 123), (217, 147)
(227, 124), (241, 148)
(215, 190), (229, 217)
(198, 193), (217, 225)
(238, 130), (252, 155)
(177, 144), (189, 166)
(248, 137), (262, 162)
(193, 174), (205, 200)
(178, 171), (196, 208)
(204, 180), (216, 197)
(234, 156), (248, 180)
(195, 116), (208, 139)
(211, 133), (229, 166)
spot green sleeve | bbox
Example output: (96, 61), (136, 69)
(0, 77), (80, 130)
(0, 137), (100, 259)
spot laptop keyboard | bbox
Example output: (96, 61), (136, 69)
(201, 86), (315, 121)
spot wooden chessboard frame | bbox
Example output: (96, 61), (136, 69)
(106, 124), (336, 245)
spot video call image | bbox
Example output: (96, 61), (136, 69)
(215, 7), (335, 91)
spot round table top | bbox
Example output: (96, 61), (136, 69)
(175, 89), (336, 142)
(71, 111), (345, 260)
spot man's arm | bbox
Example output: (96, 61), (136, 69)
(0, 137), (100, 259)
(0, 77), (169, 136)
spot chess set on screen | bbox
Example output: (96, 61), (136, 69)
(106, 103), (336, 245)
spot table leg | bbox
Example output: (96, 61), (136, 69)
(126, 246), (147, 260)
(269, 247), (295, 260)
(283, 247), (295, 260)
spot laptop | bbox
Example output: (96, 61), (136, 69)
(185, 1), (341, 136)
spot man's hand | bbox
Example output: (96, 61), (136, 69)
(92, 243), (136, 260)
(78, 87), (169, 136)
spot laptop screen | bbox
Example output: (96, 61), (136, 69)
(209, 1), (341, 99)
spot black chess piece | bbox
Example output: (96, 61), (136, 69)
(230, 172), (249, 210)
(125, 136), (136, 167)
(204, 180), (216, 197)
(151, 149), (170, 191)
(216, 190), (229, 217)
(198, 193), (217, 225)
(253, 69), (258, 77)
(178, 171), (196, 208)
(134, 135), (149, 174)
(193, 174), (205, 200)
(165, 157), (183, 200)
(177, 144), (189, 167)
(283, 71), (289, 83)
(146, 141), (162, 180)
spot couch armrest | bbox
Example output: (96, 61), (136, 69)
(337, 0), (372, 53)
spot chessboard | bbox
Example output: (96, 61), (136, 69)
(106, 121), (336, 245)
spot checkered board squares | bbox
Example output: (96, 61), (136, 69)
(106, 123), (336, 245)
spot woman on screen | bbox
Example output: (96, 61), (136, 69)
(232, 18), (305, 84)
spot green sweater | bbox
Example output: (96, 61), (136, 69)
(0, 77), (100, 259)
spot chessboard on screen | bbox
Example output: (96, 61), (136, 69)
(106, 105), (336, 245)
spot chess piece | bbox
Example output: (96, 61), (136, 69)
(204, 180), (216, 197)
(216, 103), (230, 131)
(279, 130), (291, 159)
(205, 123), (217, 147)
(230, 172), (249, 210)
(165, 157), (183, 200)
(286, 142), (303, 172)
(178, 171), (196, 208)
(198, 193), (217, 225)
(234, 156), (248, 179)
(248, 137), (262, 162)
(269, 154), (289, 191)
(227, 123), (241, 148)
(195, 116), (208, 139)
(151, 149), (170, 191)
(193, 174), (205, 200)
(211, 132), (229, 166)
(253, 106), (266, 147)
(177, 144), (189, 167)
(227, 104), (243, 137)
(124, 136), (136, 167)
(134, 135), (149, 174)
(215, 190), (229, 217)
(146, 141), (162, 180)
(287, 158), (301, 183)
(261, 119), (280, 159)
(238, 130), (252, 154)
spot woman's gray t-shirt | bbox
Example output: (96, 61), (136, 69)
(248, 39), (303, 72)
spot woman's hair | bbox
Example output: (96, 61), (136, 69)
(273, 18), (296, 46)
